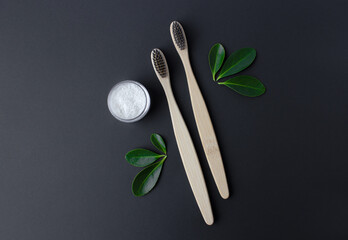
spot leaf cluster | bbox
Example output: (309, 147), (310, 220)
(125, 133), (167, 196)
(209, 43), (265, 97)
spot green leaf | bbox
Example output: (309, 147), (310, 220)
(132, 157), (166, 196)
(150, 133), (166, 154)
(218, 75), (265, 97)
(217, 48), (256, 80)
(125, 149), (165, 167)
(208, 43), (225, 81)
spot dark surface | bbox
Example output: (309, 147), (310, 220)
(0, 0), (347, 239)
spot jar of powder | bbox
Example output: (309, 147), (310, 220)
(107, 80), (150, 123)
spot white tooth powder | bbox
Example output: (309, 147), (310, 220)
(107, 80), (150, 122)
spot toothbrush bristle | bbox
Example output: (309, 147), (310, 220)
(172, 21), (186, 50)
(152, 49), (167, 78)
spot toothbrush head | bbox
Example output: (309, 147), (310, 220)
(170, 21), (187, 51)
(151, 48), (168, 79)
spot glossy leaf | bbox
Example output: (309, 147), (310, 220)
(150, 133), (166, 154)
(218, 75), (265, 97)
(217, 48), (256, 80)
(208, 43), (225, 80)
(125, 149), (165, 167)
(132, 157), (166, 196)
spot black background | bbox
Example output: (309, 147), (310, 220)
(0, 0), (347, 239)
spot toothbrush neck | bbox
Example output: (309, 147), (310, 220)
(180, 52), (194, 80)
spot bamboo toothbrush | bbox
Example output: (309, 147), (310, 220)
(151, 48), (214, 225)
(170, 21), (229, 199)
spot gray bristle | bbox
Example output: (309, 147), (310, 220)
(172, 21), (186, 50)
(152, 49), (167, 78)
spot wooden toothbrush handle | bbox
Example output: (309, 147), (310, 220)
(163, 85), (214, 225)
(181, 56), (229, 199)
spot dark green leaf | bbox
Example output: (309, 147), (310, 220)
(132, 157), (166, 196)
(217, 48), (256, 80)
(150, 133), (166, 154)
(218, 75), (265, 97)
(208, 43), (225, 81)
(125, 149), (165, 167)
